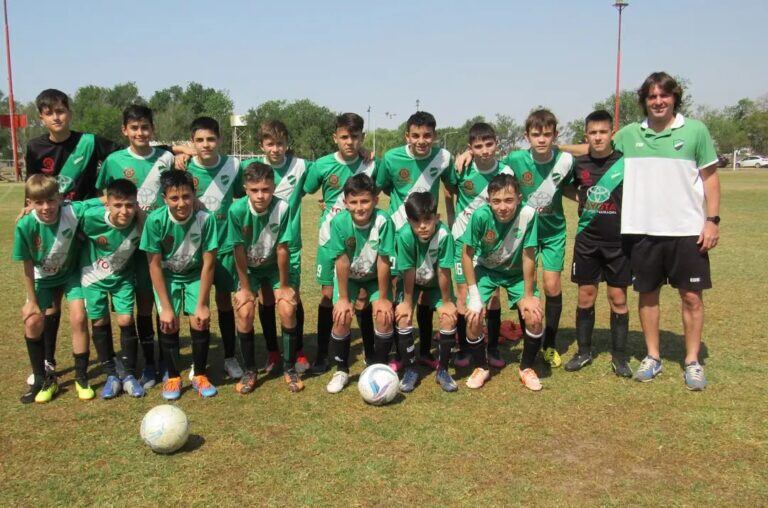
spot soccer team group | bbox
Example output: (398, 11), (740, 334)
(15, 71), (721, 404)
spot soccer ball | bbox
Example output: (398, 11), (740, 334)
(140, 404), (189, 454)
(358, 364), (399, 406)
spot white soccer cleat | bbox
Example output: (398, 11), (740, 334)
(326, 371), (349, 394)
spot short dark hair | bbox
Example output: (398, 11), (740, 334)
(190, 116), (220, 138)
(336, 112), (364, 133)
(123, 104), (154, 127)
(259, 120), (289, 143)
(343, 173), (376, 197)
(638, 71), (683, 115)
(106, 178), (138, 200)
(525, 109), (558, 133)
(487, 173), (520, 197)
(404, 192), (437, 222)
(468, 122), (496, 143)
(406, 111), (436, 132)
(160, 169), (195, 194)
(243, 161), (275, 183)
(584, 110), (613, 129)
(35, 89), (70, 113)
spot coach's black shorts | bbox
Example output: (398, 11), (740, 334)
(571, 240), (631, 287)
(622, 235), (711, 292)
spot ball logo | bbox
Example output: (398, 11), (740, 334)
(522, 171), (534, 185)
(345, 237), (356, 250)
(483, 230), (497, 244)
(586, 185), (611, 205)
(123, 168), (135, 179)
(97, 236), (108, 247)
(398, 168), (411, 183)
(328, 174), (340, 189)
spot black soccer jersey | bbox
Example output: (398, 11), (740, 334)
(571, 150), (624, 245)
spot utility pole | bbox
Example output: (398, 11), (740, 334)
(613, 0), (629, 133)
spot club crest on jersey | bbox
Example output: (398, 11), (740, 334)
(216, 213), (225, 221)
(33, 235), (42, 250)
(286, 174), (296, 185)
(123, 168), (135, 179)
(551, 172), (563, 184)
(190, 233), (201, 244)
(220, 174), (231, 186)
(345, 237), (356, 250)
(269, 222), (279, 233)
(61, 228), (73, 239)
(522, 171), (534, 185)
(463, 180), (475, 194)
(429, 166), (439, 177)
(398, 169), (411, 183)
(163, 235), (175, 249)
(673, 139), (685, 151)
(580, 169), (592, 185)
(242, 225), (252, 237)
(483, 230), (497, 244)
(328, 174), (341, 189)
(97, 236), (109, 247)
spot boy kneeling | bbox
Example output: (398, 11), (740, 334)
(462, 174), (545, 391)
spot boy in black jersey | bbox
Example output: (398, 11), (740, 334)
(564, 110), (631, 377)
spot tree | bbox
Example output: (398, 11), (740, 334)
(71, 83), (143, 143)
(493, 114), (524, 155)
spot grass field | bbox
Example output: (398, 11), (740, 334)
(1, 171), (767, 506)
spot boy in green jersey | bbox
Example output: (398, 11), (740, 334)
(447, 122), (512, 369)
(228, 163), (299, 393)
(376, 111), (456, 371)
(393, 192), (458, 393)
(240, 121), (311, 376)
(96, 105), (176, 389)
(304, 113), (378, 373)
(185, 117), (245, 382)
(140, 170), (219, 400)
(457, 110), (575, 369)
(13, 175), (98, 403)
(324, 174), (395, 394)
(80, 179), (145, 398)
(461, 174), (544, 391)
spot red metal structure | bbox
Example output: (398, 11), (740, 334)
(613, 1), (628, 133)
(3, 0), (20, 180)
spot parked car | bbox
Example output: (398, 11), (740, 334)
(736, 155), (768, 168)
(717, 154), (728, 168)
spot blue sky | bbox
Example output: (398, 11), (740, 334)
(6, 0), (767, 129)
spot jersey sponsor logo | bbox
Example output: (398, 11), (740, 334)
(463, 180), (475, 194)
(345, 236), (356, 250)
(72, 156), (85, 166)
(123, 168), (135, 179)
(57, 175), (73, 194)
(522, 171), (534, 185)
(483, 230), (497, 244)
(673, 139), (685, 151)
(398, 168), (411, 183)
(97, 236), (108, 247)
(586, 185), (611, 206)
(635, 142), (644, 148)
(328, 174), (341, 189)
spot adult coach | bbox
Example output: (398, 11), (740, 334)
(615, 72), (720, 390)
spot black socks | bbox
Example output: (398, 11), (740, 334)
(356, 306), (375, 363)
(218, 309), (236, 358)
(416, 304), (433, 358)
(119, 323), (139, 375)
(239, 330), (256, 371)
(543, 293), (562, 350)
(92, 324), (117, 377)
(190, 328), (210, 377)
(486, 308), (501, 353)
(576, 306), (596, 355)
(611, 311), (629, 358)
(26, 336), (45, 385)
(136, 314), (155, 367)
(43, 312), (60, 365)
(316, 304), (332, 361)
(330, 332), (352, 373)
(259, 303), (279, 353)
(396, 327), (416, 369)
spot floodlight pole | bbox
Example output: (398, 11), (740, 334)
(613, 0), (628, 133)
(3, 0), (20, 180)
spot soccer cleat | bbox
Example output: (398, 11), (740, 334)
(284, 370), (305, 393)
(542, 347), (562, 368)
(236, 370), (258, 394)
(20, 382), (43, 404)
(162, 376), (182, 400)
(295, 351), (311, 374)
(564, 352), (593, 372)
(399, 368), (419, 393)
(75, 380), (95, 401)
(223, 357), (244, 379)
(263, 351), (282, 376)
(466, 367), (490, 389)
(101, 375), (122, 400)
(26, 360), (56, 386)
(326, 371), (349, 394)
(611, 357), (633, 378)
(634, 356), (662, 383)
(519, 368), (542, 391)
(310, 356), (331, 374)
(435, 368), (458, 392)
(487, 348), (506, 369)
(139, 365), (157, 390)
(684, 362), (707, 391)
(453, 351), (471, 368)
(34, 376), (59, 403)
(191, 375), (218, 398)
(418, 353), (439, 370)
(122, 375), (145, 398)
(388, 358), (403, 373)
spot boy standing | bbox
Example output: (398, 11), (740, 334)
(461, 174), (545, 390)
(324, 174), (395, 394)
(228, 163), (299, 393)
(394, 192), (458, 392)
(139, 170), (219, 400)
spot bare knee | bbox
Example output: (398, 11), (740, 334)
(320, 286), (333, 307)
(25, 315), (45, 338)
(236, 302), (255, 330)
(116, 314), (134, 327)
(680, 290), (703, 312)
(278, 299), (297, 328)
(543, 271), (562, 296)
(607, 286), (628, 313)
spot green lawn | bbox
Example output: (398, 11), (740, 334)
(1, 171), (766, 506)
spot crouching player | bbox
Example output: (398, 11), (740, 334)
(229, 163), (299, 393)
(14, 175), (96, 403)
(139, 170), (219, 400)
(462, 174), (545, 391)
(80, 179), (144, 399)
(394, 192), (458, 392)
(324, 174), (395, 394)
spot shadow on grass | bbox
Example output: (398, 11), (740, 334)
(178, 433), (205, 453)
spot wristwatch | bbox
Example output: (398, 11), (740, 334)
(706, 216), (721, 225)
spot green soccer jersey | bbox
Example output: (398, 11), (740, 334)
(376, 145), (453, 229)
(240, 155), (310, 252)
(187, 155), (244, 254)
(96, 147), (175, 211)
(461, 204), (538, 277)
(139, 207), (219, 283)
(324, 209), (395, 282)
(503, 149), (574, 238)
(12, 199), (102, 287)
(79, 206), (141, 290)
(395, 222), (454, 289)
(226, 196), (292, 272)
(303, 152), (378, 247)
(446, 160), (513, 240)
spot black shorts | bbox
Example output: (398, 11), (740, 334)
(622, 235), (711, 292)
(571, 240), (631, 287)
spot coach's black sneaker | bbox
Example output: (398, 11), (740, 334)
(611, 357), (633, 378)
(564, 352), (592, 372)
